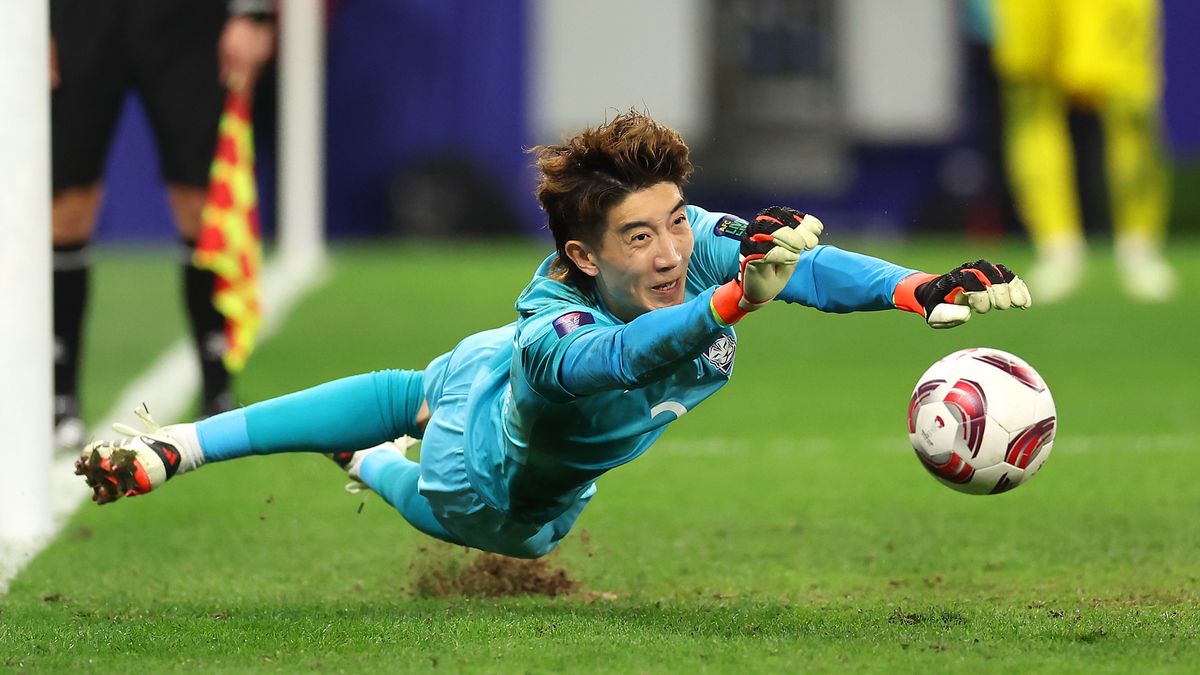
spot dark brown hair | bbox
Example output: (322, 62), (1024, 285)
(529, 110), (693, 289)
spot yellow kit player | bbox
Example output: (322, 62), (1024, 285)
(992, 0), (1175, 302)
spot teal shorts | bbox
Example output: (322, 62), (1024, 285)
(417, 327), (594, 558)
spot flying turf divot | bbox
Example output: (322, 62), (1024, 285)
(405, 536), (618, 601)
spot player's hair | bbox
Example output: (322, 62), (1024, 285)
(530, 110), (694, 289)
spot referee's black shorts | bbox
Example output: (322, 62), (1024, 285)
(51, 0), (228, 193)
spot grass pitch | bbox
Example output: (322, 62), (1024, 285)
(3, 237), (1198, 672)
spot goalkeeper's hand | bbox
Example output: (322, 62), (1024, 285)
(710, 206), (823, 325)
(894, 259), (1032, 329)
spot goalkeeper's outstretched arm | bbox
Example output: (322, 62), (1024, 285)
(772, 240), (1031, 328)
(545, 208), (821, 397)
(893, 260), (1032, 328)
(552, 287), (730, 396)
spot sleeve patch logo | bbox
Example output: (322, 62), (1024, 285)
(702, 334), (737, 375)
(714, 215), (749, 241)
(553, 311), (595, 337)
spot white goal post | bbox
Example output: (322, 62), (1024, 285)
(0, 0), (327, 585)
(278, 0), (327, 269)
(0, 1), (55, 548)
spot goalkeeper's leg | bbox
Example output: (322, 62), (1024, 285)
(198, 370), (426, 460)
(346, 444), (463, 545)
(78, 370), (428, 504)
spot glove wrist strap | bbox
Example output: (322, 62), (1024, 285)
(893, 272), (940, 316)
(711, 280), (749, 326)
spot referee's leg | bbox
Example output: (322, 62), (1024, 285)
(50, 185), (104, 447)
(50, 0), (128, 447)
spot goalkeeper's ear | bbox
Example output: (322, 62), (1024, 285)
(563, 239), (600, 278)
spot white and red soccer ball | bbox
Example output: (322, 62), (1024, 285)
(908, 348), (1056, 495)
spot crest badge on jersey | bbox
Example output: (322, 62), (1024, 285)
(714, 215), (749, 242)
(703, 334), (736, 375)
(553, 311), (595, 337)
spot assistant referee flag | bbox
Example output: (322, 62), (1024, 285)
(194, 91), (262, 373)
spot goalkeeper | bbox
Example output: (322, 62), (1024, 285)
(76, 112), (1031, 559)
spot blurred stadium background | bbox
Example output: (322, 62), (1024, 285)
(92, 0), (1200, 244)
(3, 1), (1199, 670)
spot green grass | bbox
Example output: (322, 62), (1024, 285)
(4, 237), (1199, 672)
(74, 247), (193, 423)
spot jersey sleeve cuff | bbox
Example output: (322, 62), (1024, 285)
(893, 272), (939, 316)
(710, 280), (748, 326)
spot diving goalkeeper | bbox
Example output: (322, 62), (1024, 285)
(76, 111), (1032, 558)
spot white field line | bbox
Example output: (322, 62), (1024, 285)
(0, 255), (328, 594)
(649, 434), (1200, 456)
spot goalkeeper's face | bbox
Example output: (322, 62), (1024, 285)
(569, 181), (693, 322)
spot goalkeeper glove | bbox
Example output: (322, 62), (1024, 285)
(711, 206), (823, 326)
(894, 259), (1032, 329)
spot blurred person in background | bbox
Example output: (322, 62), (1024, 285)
(50, 0), (276, 448)
(990, 0), (1175, 303)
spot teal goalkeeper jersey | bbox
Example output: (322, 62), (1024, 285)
(448, 205), (916, 523)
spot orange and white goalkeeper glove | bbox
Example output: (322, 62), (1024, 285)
(894, 259), (1032, 329)
(710, 207), (823, 326)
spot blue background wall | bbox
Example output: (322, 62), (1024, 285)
(90, 0), (1200, 242)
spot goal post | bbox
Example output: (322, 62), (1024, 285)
(277, 0), (327, 269)
(0, 0), (328, 577)
(0, 1), (54, 547)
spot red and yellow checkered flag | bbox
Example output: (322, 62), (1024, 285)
(194, 91), (262, 373)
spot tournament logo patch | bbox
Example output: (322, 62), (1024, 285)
(703, 334), (736, 375)
(553, 311), (595, 337)
(714, 215), (749, 242)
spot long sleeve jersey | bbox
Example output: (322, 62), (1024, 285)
(429, 205), (916, 523)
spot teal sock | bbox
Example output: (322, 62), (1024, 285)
(196, 370), (425, 461)
(359, 449), (462, 545)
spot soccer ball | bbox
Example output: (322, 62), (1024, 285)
(907, 348), (1056, 495)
